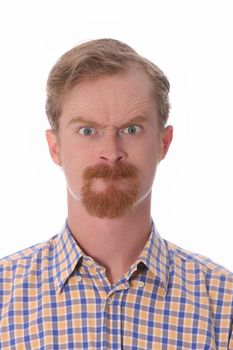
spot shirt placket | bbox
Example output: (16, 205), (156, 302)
(83, 257), (130, 350)
(105, 282), (129, 350)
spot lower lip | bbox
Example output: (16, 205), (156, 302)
(92, 178), (128, 191)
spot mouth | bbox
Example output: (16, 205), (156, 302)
(91, 177), (130, 192)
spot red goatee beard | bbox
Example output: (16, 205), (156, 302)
(81, 161), (140, 219)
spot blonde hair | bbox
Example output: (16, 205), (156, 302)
(46, 38), (170, 131)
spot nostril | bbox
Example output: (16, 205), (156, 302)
(100, 155), (124, 163)
(99, 150), (126, 163)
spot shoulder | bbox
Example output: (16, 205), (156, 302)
(0, 234), (59, 319)
(0, 234), (58, 277)
(165, 239), (233, 285)
(165, 240), (233, 322)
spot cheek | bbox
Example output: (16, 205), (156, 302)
(60, 137), (88, 170)
(139, 148), (160, 188)
(143, 161), (158, 184)
(137, 140), (161, 169)
(59, 150), (85, 192)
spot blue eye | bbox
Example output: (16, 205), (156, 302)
(123, 125), (141, 135)
(79, 127), (96, 136)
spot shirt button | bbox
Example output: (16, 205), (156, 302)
(138, 281), (145, 288)
(77, 275), (82, 282)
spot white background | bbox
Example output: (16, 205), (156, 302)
(0, 1), (232, 271)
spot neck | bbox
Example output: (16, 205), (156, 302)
(67, 194), (152, 284)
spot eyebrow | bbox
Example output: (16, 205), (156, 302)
(67, 115), (148, 129)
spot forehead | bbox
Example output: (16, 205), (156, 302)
(60, 68), (157, 127)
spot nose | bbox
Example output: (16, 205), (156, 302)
(99, 133), (127, 164)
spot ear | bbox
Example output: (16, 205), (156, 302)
(159, 125), (173, 161)
(45, 129), (62, 166)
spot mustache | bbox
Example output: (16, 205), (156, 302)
(83, 162), (140, 181)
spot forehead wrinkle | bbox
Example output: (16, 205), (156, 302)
(124, 96), (154, 115)
(65, 95), (154, 129)
(66, 116), (106, 129)
(66, 114), (149, 130)
(120, 96), (155, 122)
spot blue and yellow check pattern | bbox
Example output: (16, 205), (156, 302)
(0, 220), (233, 349)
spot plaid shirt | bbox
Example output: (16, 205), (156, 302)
(0, 220), (233, 349)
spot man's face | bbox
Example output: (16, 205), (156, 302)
(46, 68), (173, 218)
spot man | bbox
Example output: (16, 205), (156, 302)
(0, 39), (232, 349)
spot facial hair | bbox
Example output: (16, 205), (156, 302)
(81, 161), (140, 219)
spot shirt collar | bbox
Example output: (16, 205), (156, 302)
(134, 220), (170, 294)
(52, 219), (170, 294)
(52, 221), (84, 294)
